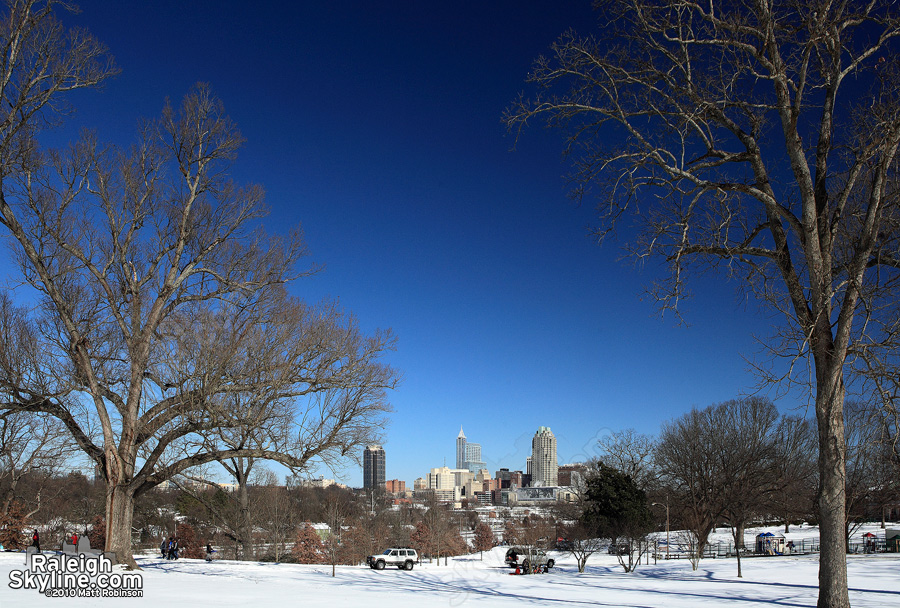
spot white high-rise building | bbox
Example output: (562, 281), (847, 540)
(531, 426), (558, 486)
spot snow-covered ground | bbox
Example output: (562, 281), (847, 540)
(2, 524), (898, 607)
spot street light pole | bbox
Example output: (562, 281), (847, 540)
(651, 497), (669, 560)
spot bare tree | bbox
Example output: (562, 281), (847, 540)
(322, 490), (349, 576)
(473, 521), (495, 559)
(507, 2), (900, 604)
(566, 523), (603, 573)
(843, 400), (895, 545)
(412, 496), (465, 565)
(256, 480), (298, 563)
(595, 428), (657, 491)
(0, 409), (69, 519)
(0, 79), (399, 569)
(656, 407), (724, 570)
(767, 415), (818, 533)
(715, 398), (781, 578)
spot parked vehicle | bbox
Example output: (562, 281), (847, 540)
(366, 547), (418, 570)
(555, 537), (573, 551)
(504, 547), (555, 570)
(608, 542), (630, 555)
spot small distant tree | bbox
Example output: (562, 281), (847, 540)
(418, 499), (455, 565)
(292, 523), (324, 564)
(410, 519), (433, 560)
(502, 517), (521, 547)
(175, 523), (203, 559)
(716, 398), (781, 578)
(87, 515), (106, 552)
(473, 522), (495, 559)
(672, 529), (704, 571)
(444, 529), (468, 557)
(844, 401), (896, 546)
(337, 521), (370, 566)
(256, 470), (297, 562)
(566, 522), (603, 573)
(0, 500), (28, 549)
(582, 464), (654, 573)
(322, 493), (348, 576)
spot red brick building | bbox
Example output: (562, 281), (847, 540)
(385, 479), (406, 494)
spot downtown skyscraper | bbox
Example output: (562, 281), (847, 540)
(531, 426), (558, 486)
(456, 427), (486, 473)
(363, 444), (386, 491)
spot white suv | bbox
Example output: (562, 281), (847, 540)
(367, 548), (418, 570)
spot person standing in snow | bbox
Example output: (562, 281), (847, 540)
(32, 530), (40, 553)
(205, 543), (214, 562)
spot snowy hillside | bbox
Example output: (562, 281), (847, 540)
(2, 524), (898, 607)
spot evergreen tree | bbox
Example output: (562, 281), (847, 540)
(582, 464), (654, 572)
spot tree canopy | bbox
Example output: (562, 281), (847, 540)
(507, 2), (900, 604)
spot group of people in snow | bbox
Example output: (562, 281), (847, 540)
(159, 536), (216, 561)
(161, 536), (180, 560)
(30, 530), (87, 553)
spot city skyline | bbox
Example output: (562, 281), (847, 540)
(359, 424), (566, 490)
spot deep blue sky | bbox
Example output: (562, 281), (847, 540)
(6, 1), (800, 486)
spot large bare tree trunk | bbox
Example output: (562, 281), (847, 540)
(816, 374), (849, 608)
(106, 484), (138, 569)
(237, 481), (254, 560)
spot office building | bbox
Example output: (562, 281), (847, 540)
(531, 426), (558, 486)
(456, 426), (487, 473)
(363, 444), (386, 491)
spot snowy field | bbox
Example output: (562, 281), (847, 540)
(2, 525), (899, 607)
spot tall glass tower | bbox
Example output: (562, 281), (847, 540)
(363, 444), (386, 490)
(456, 427), (486, 473)
(456, 427), (467, 469)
